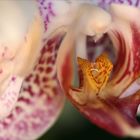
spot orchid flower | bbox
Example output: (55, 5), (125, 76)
(0, 0), (140, 139)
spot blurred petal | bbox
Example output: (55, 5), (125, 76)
(0, 27), (65, 140)
(37, 0), (85, 37)
(0, 0), (65, 139)
(56, 3), (140, 138)
(0, 0), (42, 120)
(91, 0), (140, 8)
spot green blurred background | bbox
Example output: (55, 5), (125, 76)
(39, 100), (138, 140)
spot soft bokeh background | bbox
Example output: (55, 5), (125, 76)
(39, 100), (138, 140)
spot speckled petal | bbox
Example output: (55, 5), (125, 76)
(0, 0), (43, 120)
(0, 28), (65, 140)
(0, 0), (65, 139)
(91, 0), (140, 8)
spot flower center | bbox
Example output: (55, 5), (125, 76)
(77, 53), (113, 94)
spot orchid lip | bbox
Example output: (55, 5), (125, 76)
(56, 3), (140, 137)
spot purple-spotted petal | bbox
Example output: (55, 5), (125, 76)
(0, 0), (65, 139)
(0, 28), (65, 140)
(91, 0), (140, 8)
(0, 0), (42, 119)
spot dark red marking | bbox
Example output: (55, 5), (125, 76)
(12, 77), (16, 81)
(46, 56), (53, 64)
(46, 67), (52, 73)
(42, 76), (48, 82)
(18, 97), (33, 105)
(38, 67), (44, 73)
(23, 85), (35, 97)
(131, 23), (140, 77)
(15, 106), (24, 114)
(34, 74), (40, 85)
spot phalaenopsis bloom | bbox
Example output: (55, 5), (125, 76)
(0, 0), (140, 139)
